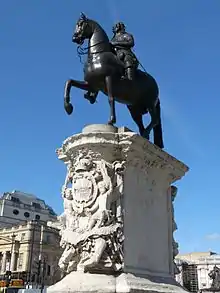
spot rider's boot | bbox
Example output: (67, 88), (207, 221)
(126, 67), (134, 80)
(84, 91), (98, 104)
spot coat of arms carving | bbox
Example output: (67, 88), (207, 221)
(58, 154), (125, 273)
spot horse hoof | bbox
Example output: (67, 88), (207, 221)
(142, 131), (150, 140)
(108, 120), (116, 126)
(64, 102), (73, 115)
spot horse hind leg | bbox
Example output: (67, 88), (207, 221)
(143, 101), (164, 149)
(127, 105), (145, 136)
(153, 101), (164, 149)
(142, 100), (159, 140)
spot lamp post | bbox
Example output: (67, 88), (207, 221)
(9, 233), (16, 272)
(36, 225), (44, 288)
(27, 219), (38, 287)
(40, 258), (46, 293)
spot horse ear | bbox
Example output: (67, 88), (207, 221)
(80, 12), (87, 20)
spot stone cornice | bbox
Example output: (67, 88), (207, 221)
(56, 128), (189, 184)
(119, 133), (189, 183)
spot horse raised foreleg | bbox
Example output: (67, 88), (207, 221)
(64, 79), (90, 115)
(105, 76), (116, 125)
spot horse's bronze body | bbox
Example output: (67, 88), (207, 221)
(64, 13), (164, 149)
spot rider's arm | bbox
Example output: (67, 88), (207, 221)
(111, 34), (134, 48)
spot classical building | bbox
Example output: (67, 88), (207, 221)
(0, 221), (62, 286)
(176, 251), (220, 291)
(0, 190), (57, 227)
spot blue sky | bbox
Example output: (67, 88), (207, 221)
(1, 0), (220, 254)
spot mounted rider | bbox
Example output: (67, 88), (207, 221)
(110, 22), (139, 80)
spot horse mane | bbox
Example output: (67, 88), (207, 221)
(88, 19), (109, 43)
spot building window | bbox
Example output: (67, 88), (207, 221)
(17, 253), (23, 270)
(11, 197), (20, 203)
(47, 265), (51, 276)
(31, 274), (36, 282)
(35, 214), (40, 221)
(20, 233), (25, 241)
(32, 202), (41, 209)
(24, 212), (30, 218)
(46, 235), (50, 243)
(13, 209), (19, 215)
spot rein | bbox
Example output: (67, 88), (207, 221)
(77, 40), (105, 64)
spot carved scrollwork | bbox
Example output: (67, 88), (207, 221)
(170, 185), (179, 274)
(58, 153), (125, 274)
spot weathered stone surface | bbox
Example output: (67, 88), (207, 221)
(48, 125), (189, 293)
(47, 271), (188, 293)
(47, 271), (116, 293)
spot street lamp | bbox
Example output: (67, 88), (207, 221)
(40, 258), (46, 293)
(9, 233), (16, 272)
(27, 219), (39, 287)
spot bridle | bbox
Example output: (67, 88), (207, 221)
(76, 40), (106, 64)
(75, 20), (106, 63)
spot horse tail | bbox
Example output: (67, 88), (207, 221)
(153, 99), (164, 149)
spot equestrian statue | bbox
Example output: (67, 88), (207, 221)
(209, 266), (220, 290)
(64, 13), (164, 149)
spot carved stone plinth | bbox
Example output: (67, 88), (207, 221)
(47, 125), (189, 293)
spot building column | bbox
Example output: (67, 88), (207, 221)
(10, 251), (17, 271)
(1, 252), (7, 273)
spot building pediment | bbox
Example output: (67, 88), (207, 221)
(0, 236), (14, 245)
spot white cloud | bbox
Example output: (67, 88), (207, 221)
(205, 233), (220, 241)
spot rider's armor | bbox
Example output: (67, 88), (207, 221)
(111, 22), (138, 80)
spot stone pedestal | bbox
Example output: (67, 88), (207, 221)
(47, 125), (189, 293)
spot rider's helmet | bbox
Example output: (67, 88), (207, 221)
(112, 22), (126, 34)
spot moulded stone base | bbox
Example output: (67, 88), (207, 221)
(82, 124), (118, 134)
(82, 124), (133, 134)
(116, 273), (188, 293)
(47, 272), (116, 293)
(47, 272), (188, 293)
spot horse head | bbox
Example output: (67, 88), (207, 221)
(72, 13), (93, 45)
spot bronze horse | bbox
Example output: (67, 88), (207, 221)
(64, 13), (164, 149)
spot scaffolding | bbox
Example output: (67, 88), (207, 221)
(182, 263), (199, 292)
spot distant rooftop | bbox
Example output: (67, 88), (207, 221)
(177, 251), (217, 258)
(2, 190), (39, 199)
(1, 190), (57, 216)
(176, 251), (220, 265)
